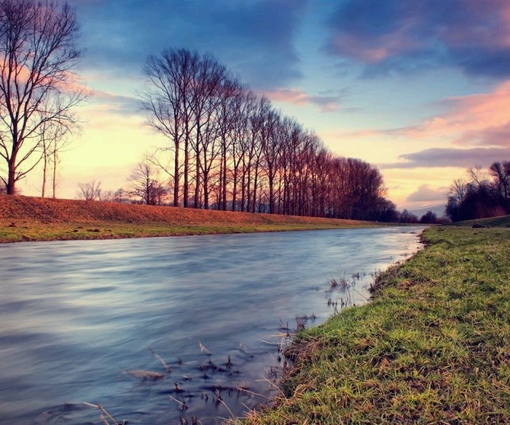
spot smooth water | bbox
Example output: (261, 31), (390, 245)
(0, 227), (423, 424)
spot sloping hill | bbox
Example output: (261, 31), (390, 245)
(0, 195), (371, 242)
(0, 195), (366, 225)
(455, 215), (510, 228)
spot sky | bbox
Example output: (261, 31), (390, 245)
(19, 0), (510, 216)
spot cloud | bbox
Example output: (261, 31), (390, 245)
(265, 88), (342, 111)
(382, 147), (510, 169)
(321, 79), (510, 173)
(91, 91), (140, 116)
(325, 0), (510, 78)
(456, 123), (510, 148)
(406, 184), (447, 203)
(69, 0), (307, 89)
(389, 81), (510, 148)
(76, 89), (146, 135)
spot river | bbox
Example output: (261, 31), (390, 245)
(0, 227), (423, 424)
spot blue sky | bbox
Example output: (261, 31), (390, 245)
(25, 0), (510, 215)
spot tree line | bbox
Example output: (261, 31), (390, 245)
(446, 162), (510, 222)
(137, 48), (395, 221)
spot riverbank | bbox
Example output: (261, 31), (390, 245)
(0, 195), (374, 243)
(233, 217), (510, 424)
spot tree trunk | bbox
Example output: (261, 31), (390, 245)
(52, 150), (58, 198)
(173, 140), (180, 206)
(7, 168), (16, 195)
(184, 130), (189, 208)
(222, 143), (228, 210)
(7, 148), (17, 195)
(41, 153), (48, 198)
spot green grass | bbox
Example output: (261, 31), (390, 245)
(233, 222), (510, 424)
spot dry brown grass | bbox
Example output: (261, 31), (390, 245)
(0, 195), (365, 225)
(0, 195), (374, 243)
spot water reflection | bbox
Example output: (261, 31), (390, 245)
(0, 227), (423, 424)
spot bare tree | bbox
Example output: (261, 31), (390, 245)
(128, 159), (168, 205)
(241, 96), (265, 213)
(216, 78), (244, 210)
(40, 115), (72, 198)
(142, 49), (238, 209)
(0, 0), (85, 195)
(489, 161), (510, 201)
(446, 164), (510, 221)
(78, 180), (102, 201)
(467, 164), (488, 188)
(142, 49), (199, 207)
(227, 90), (254, 211)
(448, 178), (468, 205)
(259, 100), (281, 214)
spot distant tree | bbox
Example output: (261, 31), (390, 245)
(373, 198), (399, 222)
(326, 158), (387, 221)
(97, 190), (115, 202)
(489, 161), (510, 201)
(445, 178), (469, 222)
(449, 179), (468, 204)
(419, 210), (438, 224)
(128, 159), (168, 205)
(467, 164), (488, 189)
(112, 188), (130, 203)
(446, 162), (510, 221)
(462, 181), (501, 220)
(0, 0), (86, 195)
(399, 209), (418, 223)
(78, 181), (102, 201)
(437, 216), (451, 224)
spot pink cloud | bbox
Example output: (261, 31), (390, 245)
(330, 22), (422, 63)
(392, 81), (510, 148)
(264, 88), (342, 112)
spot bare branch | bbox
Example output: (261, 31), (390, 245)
(77, 180), (102, 201)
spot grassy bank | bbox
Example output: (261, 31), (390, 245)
(235, 217), (510, 424)
(0, 196), (373, 243)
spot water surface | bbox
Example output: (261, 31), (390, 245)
(0, 227), (423, 424)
